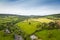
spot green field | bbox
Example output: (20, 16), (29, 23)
(17, 21), (40, 35)
(0, 14), (60, 40)
(35, 29), (60, 40)
(0, 31), (14, 40)
(16, 18), (60, 40)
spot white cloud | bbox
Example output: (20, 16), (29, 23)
(0, 0), (60, 15)
(0, 5), (60, 15)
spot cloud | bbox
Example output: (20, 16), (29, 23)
(0, 0), (60, 15)
(0, 6), (60, 15)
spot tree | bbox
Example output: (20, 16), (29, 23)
(42, 23), (48, 30)
(36, 22), (43, 31)
(29, 22), (31, 25)
(55, 20), (60, 29)
(48, 22), (55, 30)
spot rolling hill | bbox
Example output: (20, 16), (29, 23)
(0, 14), (60, 40)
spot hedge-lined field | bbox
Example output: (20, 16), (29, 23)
(16, 18), (60, 40)
(0, 14), (60, 40)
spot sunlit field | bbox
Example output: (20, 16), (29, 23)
(0, 14), (60, 40)
(24, 18), (54, 23)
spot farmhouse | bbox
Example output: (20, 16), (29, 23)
(30, 35), (38, 40)
(4, 29), (10, 34)
(14, 34), (23, 40)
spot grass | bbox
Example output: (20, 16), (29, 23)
(16, 18), (60, 40)
(17, 18), (54, 35)
(25, 18), (55, 23)
(35, 29), (60, 40)
(0, 31), (14, 40)
(0, 18), (60, 40)
(17, 21), (40, 35)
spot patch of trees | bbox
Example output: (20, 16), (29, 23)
(0, 16), (32, 40)
(36, 21), (60, 31)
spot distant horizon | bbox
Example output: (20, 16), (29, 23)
(0, 13), (60, 16)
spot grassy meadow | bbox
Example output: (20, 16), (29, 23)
(0, 14), (60, 40)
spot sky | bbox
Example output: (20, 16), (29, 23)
(0, 0), (60, 15)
